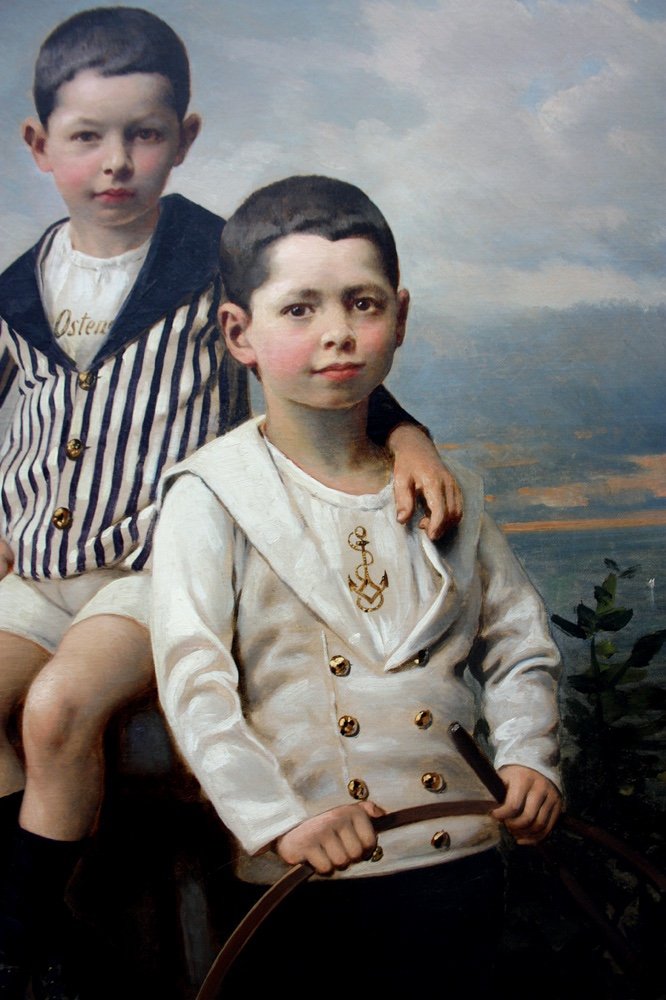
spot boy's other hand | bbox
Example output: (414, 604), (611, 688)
(0, 539), (13, 580)
(275, 801), (385, 875)
(387, 424), (462, 540)
(492, 764), (562, 845)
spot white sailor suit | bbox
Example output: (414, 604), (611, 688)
(152, 418), (561, 884)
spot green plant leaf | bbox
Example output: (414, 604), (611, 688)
(551, 614), (587, 639)
(576, 603), (597, 631)
(626, 629), (666, 669)
(619, 565), (640, 579)
(597, 607), (633, 632)
(603, 630), (666, 688)
(594, 585), (614, 611)
(596, 639), (617, 659)
(597, 573), (617, 605)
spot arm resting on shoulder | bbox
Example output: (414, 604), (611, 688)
(367, 385), (462, 539)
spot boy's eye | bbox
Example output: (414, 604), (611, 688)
(353, 298), (378, 313)
(134, 128), (163, 142)
(72, 131), (99, 143)
(283, 304), (312, 318)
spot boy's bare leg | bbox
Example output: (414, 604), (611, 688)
(0, 632), (50, 795)
(19, 614), (153, 842)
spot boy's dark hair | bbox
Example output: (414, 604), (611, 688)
(34, 7), (191, 125)
(220, 175), (400, 311)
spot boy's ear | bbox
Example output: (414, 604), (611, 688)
(22, 118), (51, 173)
(174, 113), (202, 166)
(219, 302), (257, 368)
(395, 288), (410, 347)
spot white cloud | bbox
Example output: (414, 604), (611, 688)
(1, 0), (663, 320)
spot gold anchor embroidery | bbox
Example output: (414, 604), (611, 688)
(347, 525), (388, 613)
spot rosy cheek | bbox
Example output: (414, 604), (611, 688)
(359, 322), (393, 351)
(54, 161), (94, 192)
(136, 148), (174, 180)
(264, 341), (310, 377)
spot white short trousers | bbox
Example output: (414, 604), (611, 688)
(0, 569), (150, 654)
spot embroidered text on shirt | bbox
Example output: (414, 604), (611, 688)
(53, 309), (113, 338)
(347, 525), (389, 613)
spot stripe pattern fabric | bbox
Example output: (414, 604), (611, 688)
(0, 195), (249, 580)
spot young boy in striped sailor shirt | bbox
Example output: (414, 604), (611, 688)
(0, 8), (461, 997)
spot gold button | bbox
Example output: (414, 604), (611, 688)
(369, 846), (384, 863)
(338, 715), (359, 737)
(421, 772), (446, 792)
(431, 831), (451, 850)
(77, 371), (96, 390)
(329, 654), (351, 677)
(413, 649), (430, 667)
(414, 709), (433, 729)
(52, 507), (72, 530)
(348, 778), (369, 801)
(65, 438), (84, 460)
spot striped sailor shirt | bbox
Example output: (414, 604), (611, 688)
(0, 194), (249, 580)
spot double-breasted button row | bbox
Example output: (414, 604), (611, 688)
(329, 648), (430, 674)
(364, 830), (451, 868)
(333, 654), (364, 802)
(367, 831), (450, 866)
(52, 507), (72, 530)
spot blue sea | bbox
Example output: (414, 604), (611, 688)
(509, 523), (666, 812)
(508, 523), (666, 668)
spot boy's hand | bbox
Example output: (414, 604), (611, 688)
(492, 765), (562, 845)
(387, 424), (462, 540)
(0, 538), (13, 580)
(275, 801), (385, 875)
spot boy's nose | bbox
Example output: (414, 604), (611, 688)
(321, 313), (356, 350)
(102, 137), (132, 176)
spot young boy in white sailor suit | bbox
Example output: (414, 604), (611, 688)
(151, 175), (563, 994)
(0, 11), (460, 996)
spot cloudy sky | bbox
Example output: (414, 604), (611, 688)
(0, 0), (664, 527)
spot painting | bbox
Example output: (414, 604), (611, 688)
(0, 2), (664, 999)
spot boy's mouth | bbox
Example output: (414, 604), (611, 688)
(314, 362), (364, 382)
(96, 188), (135, 202)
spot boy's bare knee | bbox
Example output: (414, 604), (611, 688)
(22, 665), (100, 758)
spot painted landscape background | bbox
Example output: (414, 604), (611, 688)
(0, 1), (664, 997)
(2, 0), (663, 538)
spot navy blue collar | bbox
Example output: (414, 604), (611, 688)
(0, 194), (225, 367)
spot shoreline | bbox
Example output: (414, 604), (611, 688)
(501, 510), (666, 534)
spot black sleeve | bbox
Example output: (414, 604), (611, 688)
(366, 384), (430, 446)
